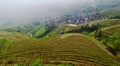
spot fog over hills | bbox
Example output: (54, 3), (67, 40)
(0, 0), (120, 65)
(0, 0), (119, 27)
(0, 0), (94, 26)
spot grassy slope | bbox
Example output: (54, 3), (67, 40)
(0, 19), (120, 65)
(99, 25), (120, 56)
(0, 34), (119, 66)
(87, 19), (120, 36)
(103, 25), (120, 34)
(33, 24), (48, 38)
(0, 38), (11, 54)
(0, 31), (30, 55)
(0, 31), (30, 41)
(47, 24), (88, 36)
(88, 19), (120, 27)
(48, 19), (120, 36)
(100, 6), (120, 18)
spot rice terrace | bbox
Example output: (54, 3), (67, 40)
(0, 0), (120, 66)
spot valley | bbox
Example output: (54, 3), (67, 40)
(0, 0), (120, 66)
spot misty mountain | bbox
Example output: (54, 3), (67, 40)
(0, 1), (120, 65)
(0, 0), (120, 27)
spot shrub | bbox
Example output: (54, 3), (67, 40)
(32, 61), (43, 66)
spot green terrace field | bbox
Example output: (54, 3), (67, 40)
(0, 0), (120, 66)
(0, 30), (31, 54)
(89, 19), (120, 27)
(0, 34), (119, 66)
(0, 31), (30, 41)
(94, 25), (120, 57)
(102, 25), (120, 35)
(0, 15), (120, 66)
(54, 19), (120, 35)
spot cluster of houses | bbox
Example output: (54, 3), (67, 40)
(26, 7), (106, 36)
(45, 9), (105, 27)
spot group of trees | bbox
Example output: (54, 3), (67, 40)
(67, 23), (101, 35)
(37, 25), (56, 38)
(94, 28), (120, 56)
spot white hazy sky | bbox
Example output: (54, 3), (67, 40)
(0, 0), (95, 26)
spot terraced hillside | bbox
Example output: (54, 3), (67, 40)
(102, 25), (120, 34)
(89, 19), (120, 26)
(0, 34), (119, 66)
(0, 31), (30, 41)
(49, 19), (120, 36)
(47, 25), (79, 36)
(94, 25), (120, 57)
(100, 6), (120, 19)
(0, 31), (30, 54)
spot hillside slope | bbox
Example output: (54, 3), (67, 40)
(33, 24), (55, 38)
(0, 34), (119, 66)
(0, 31), (30, 54)
(49, 19), (120, 36)
(100, 6), (120, 19)
(0, 31), (30, 41)
(94, 25), (120, 57)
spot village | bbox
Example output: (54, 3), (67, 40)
(45, 7), (105, 27)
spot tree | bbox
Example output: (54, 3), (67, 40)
(94, 29), (102, 40)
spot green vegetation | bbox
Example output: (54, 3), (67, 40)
(0, 2), (120, 66)
(100, 6), (120, 19)
(93, 25), (120, 57)
(0, 34), (119, 65)
(0, 30), (30, 55)
(47, 26), (66, 36)
(0, 31), (30, 41)
(33, 24), (48, 37)
(65, 19), (120, 35)
(0, 38), (12, 54)
(33, 24), (56, 38)
(0, 19), (120, 66)
(32, 61), (44, 66)
(55, 19), (120, 60)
